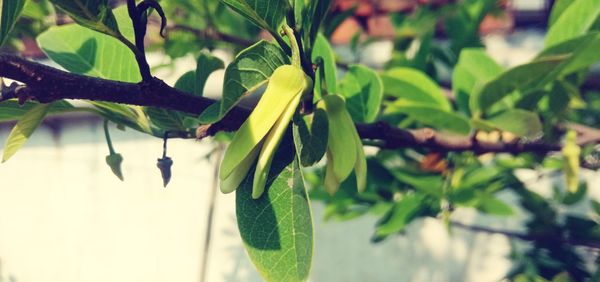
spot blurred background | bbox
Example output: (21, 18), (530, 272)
(1, 0), (599, 281)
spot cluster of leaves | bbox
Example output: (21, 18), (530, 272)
(1, 0), (600, 281)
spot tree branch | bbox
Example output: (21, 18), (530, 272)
(1, 53), (599, 155)
(451, 221), (600, 251)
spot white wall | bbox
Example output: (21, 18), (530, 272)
(1, 121), (597, 282)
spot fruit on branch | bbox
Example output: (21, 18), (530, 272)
(317, 94), (367, 194)
(219, 65), (312, 199)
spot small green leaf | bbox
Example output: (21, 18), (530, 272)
(236, 138), (313, 282)
(544, 0), (600, 48)
(483, 109), (543, 138)
(48, 0), (121, 37)
(375, 193), (425, 238)
(311, 33), (337, 99)
(338, 65), (383, 123)
(387, 102), (471, 135)
(478, 195), (513, 216)
(0, 0), (26, 47)
(0, 100), (74, 123)
(221, 0), (288, 32)
(2, 103), (51, 162)
(381, 67), (451, 111)
(195, 52), (224, 96)
(198, 41), (289, 123)
(293, 109), (329, 166)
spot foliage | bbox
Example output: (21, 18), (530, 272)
(1, 0), (599, 281)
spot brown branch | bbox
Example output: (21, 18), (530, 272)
(1, 53), (599, 155)
(451, 221), (600, 251)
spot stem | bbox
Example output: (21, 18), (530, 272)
(103, 120), (116, 155)
(283, 25), (301, 68)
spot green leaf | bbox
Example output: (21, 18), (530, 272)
(483, 109), (543, 138)
(2, 103), (51, 162)
(338, 65), (383, 123)
(195, 51), (224, 97)
(293, 109), (329, 166)
(375, 193), (425, 237)
(387, 102), (471, 135)
(37, 21), (153, 133)
(236, 138), (313, 282)
(453, 48), (503, 113)
(538, 32), (600, 75)
(381, 67), (451, 111)
(0, 100), (74, 122)
(305, 0), (332, 45)
(221, 0), (288, 32)
(37, 24), (140, 82)
(48, 0), (121, 37)
(472, 55), (569, 113)
(548, 0), (575, 27)
(544, 0), (600, 48)
(0, 0), (26, 47)
(197, 40), (289, 123)
(478, 195), (513, 216)
(311, 33), (337, 99)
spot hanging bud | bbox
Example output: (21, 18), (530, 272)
(157, 156), (173, 188)
(562, 130), (581, 193)
(105, 153), (124, 181)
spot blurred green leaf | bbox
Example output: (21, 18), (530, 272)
(338, 65), (383, 123)
(483, 109), (543, 138)
(0, 0), (26, 47)
(381, 67), (451, 111)
(478, 195), (513, 216)
(48, 0), (121, 37)
(312, 33), (337, 99)
(544, 0), (600, 48)
(221, 0), (288, 32)
(2, 103), (51, 162)
(472, 56), (568, 113)
(387, 102), (471, 135)
(195, 51), (224, 97)
(375, 193), (425, 238)
(453, 48), (503, 114)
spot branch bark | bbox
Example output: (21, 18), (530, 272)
(1, 53), (599, 155)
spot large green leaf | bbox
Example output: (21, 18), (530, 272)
(37, 24), (140, 82)
(48, 0), (121, 37)
(2, 103), (51, 162)
(221, 0), (287, 32)
(236, 138), (313, 282)
(311, 33), (337, 99)
(0, 0), (26, 47)
(483, 109), (543, 138)
(338, 65), (383, 123)
(544, 0), (600, 48)
(37, 22), (152, 133)
(197, 40), (289, 123)
(381, 68), (451, 111)
(472, 55), (568, 113)
(386, 102), (471, 135)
